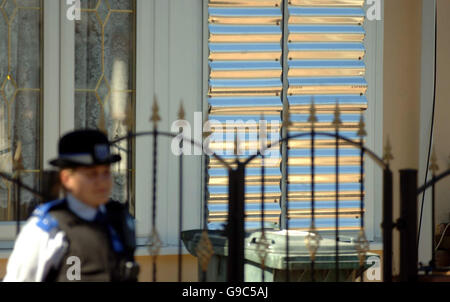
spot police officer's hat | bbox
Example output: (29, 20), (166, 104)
(49, 129), (121, 168)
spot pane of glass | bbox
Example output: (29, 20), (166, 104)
(0, 15), (7, 82)
(109, 0), (133, 10)
(74, 0), (136, 215)
(80, 0), (98, 9)
(0, 3), (42, 221)
(207, 2), (368, 235)
(75, 12), (102, 90)
(16, 0), (41, 7)
(207, 3), (283, 230)
(74, 92), (103, 130)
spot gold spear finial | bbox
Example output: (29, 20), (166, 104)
(357, 112), (367, 137)
(282, 108), (292, 129)
(447, 154), (450, 170)
(13, 141), (24, 173)
(307, 98), (318, 127)
(355, 227), (370, 266)
(98, 110), (107, 135)
(234, 128), (240, 156)
(202, 121), (213, 156)
(203, 130), (213, 139)
(148, 228), (162, 256)
(150, 95), (161, 125)
(256, 233), (270, 268)
(125, 100), (133, 131)
(430, 145), (439, 174)
(332, 100), (342, 129)
(383, 135), (394, 165)
(178, 101), (185, 120)
(203, 118), (213, 138)
(260, 113), (267, 154)
(305, 222), (321, 261)
(196, 230), (214, 272)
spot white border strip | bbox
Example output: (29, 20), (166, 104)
(417, 0), (437, 266)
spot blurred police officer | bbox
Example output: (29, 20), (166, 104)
(4, 129), (139, 282)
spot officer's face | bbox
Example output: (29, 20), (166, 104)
(60, 165), (113, 208)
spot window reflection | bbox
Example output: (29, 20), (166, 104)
(0, 0), (42, 221)
(74, 0), (136, 214)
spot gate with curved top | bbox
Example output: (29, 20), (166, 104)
(2, 97), (449, 282)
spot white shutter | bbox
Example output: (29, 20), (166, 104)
(207, 0), (283, 230)
(286, 0), (367, 234)
(206, 0), (367, 234)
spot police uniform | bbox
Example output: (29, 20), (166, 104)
(3, 130), (139, 282)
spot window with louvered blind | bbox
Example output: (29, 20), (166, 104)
(207, 0), (379, 237)
(286, 0), (367, 236)
(207, 0), (283, 230)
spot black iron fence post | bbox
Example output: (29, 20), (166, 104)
(430, 172), (436, 269)
(178, 129), (184, 282)
(399, 169), (418, 282)
(382, 168), (393, 282)
(15, 174), (20, 236)
(201, 154), (210, 282)
(227, 163), (245, 282)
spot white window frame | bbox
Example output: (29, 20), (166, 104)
(418, 0), (436, 266)
(363, 0), (384, 243)
(134, 0), (204, 254)
(0, 0), (73, 241)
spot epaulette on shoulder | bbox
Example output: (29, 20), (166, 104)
(32, 199), (66, 232)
